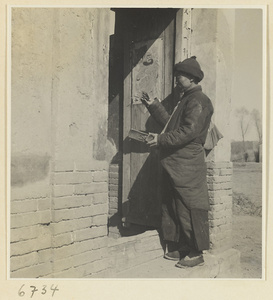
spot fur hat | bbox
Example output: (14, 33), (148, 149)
(174, 56), (204, 82)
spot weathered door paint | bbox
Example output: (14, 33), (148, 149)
(122, 9), (177, 227)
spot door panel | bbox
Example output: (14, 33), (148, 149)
(132, 38), (164, 104)
(122, 10), (176, 228)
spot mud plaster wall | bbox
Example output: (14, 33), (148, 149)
(10, 8), (114, 278)
(191, 9), (235, 255)
(11, 8), (114, 184)
(11, 8), (54, 188)
(191, 9), (235, 162)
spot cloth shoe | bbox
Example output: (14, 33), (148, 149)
(175, 252), (204, 268)
(164, 249), (190, 261)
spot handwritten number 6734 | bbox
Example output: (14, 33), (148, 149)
(18, 284), (59, 297)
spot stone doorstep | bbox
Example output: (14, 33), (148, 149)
(105, 230), (241, 278)
(107, 230), (160, 247)
(106, 230), (163, 276)
(112, 248), (241, 279)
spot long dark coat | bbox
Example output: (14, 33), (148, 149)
(148, 85), (214, 211)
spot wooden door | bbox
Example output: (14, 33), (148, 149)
(122, 9), (176, 227)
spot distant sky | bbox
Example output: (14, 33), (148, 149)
(231, 9), (263, 141)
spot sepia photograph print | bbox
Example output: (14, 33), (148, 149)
(8, 6), (265, 281)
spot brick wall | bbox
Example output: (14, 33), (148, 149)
(10, 185), (52, 277)
(207, 162), (233, 253)
(10, 160), (110, 278)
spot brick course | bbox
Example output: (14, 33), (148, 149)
(92, 193), (108, 204)
(74, 183), (108, 195)
(11, 185), (51, 201)
(53, 185), (74, 197)
(11, 235), (52, 256)
(51, 217), (93, 235)
(53, 195), (92, 209)
(108, 163), (121, 235)
(11, 211), (51, 229)
(11, 199), (38, 214)
(93, 171), (108, 182)
(10, 252), (39, 272)
(11, 262), (53, 278)
(10, 224), (50, 243)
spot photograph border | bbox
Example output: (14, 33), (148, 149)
(1, 1), (272, 299)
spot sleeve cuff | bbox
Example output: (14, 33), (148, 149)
(157, 133), (163, 145)
(148, 98), (161, 113)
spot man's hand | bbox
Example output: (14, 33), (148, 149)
(141, 91), (154, 107)
(146, 133), (158, 148)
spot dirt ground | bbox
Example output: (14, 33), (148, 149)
(116, 162), (263, 278)
(232, 214), (262, 278)
(232, 162), (263, 278)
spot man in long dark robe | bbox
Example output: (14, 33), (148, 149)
(141, 56), (214, 268)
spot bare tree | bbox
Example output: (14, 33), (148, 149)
(236, 107), (250, 161)
(251, 109), (262, 144)
(251, 109), (262, 162)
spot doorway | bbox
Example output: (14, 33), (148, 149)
(108, 8), (181, 233)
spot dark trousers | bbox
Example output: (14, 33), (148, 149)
(161, 171), (210, 251)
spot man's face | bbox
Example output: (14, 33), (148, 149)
(175, 73), (192, 91)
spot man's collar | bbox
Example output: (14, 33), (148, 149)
(183, 85), (202, 96)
